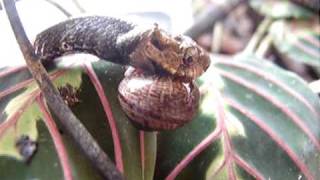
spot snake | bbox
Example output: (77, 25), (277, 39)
(34, 16), (210, 131)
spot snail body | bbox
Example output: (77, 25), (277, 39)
(118, 68), (200, 131)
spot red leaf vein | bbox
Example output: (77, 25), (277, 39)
(226, 98), (315, 180)
(83, 62), (124, 172)
(216, 61), (320, 118)
(217, 69), (320, 151)
(37, 96), (73, 180)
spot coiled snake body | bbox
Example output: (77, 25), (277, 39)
(34, 16), (210, 130)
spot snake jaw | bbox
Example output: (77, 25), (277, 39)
(172, 36), (211, 82)
(129, 24), (210, 81)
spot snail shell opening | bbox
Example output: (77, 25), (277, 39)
(118, 68), (200, 131)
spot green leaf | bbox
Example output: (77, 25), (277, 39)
(88, 61), (157, 180)
(1, 54), (319, 179)
(0, 121), (66, 180)
(0, 66), (82, 160)
(249, 0), (314, 18)
(0, 64), (102, 180)
(269, 19), (320, 67)
(156, 55), (320, 179)
(156, 93), (218, 180)
(0, 59), (157, 180)
(0, 102), (40, 160)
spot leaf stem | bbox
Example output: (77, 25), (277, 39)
(255, 34), (273, 58)
(211, 22), (224, 53)
(309, 79), (320, 94)
(2, 0), (123, 179)
(243, 18), (273, 54)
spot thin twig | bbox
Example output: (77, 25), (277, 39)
(243, 18), (273, 54)
(184, 0), (246, 39)
(43, 0), (72, 17)
(0, 0), (72, 17)
(2, 0), (123, 179)
(71, 0), (85, 13)
(255, 34), (273, 58)
(211, 22), (224, 53)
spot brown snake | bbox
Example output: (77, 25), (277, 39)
(34, 16), (210, 130)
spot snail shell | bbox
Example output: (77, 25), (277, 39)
(118, 68), (200, 131)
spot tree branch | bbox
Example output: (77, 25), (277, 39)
(255, 34), (272, 58)
(2, 0), (123, 179)
(184, 0), (246, 39)
(43, 0), (72, 17)
(243, 18), (273, 54)
(0, 0), (71, 18)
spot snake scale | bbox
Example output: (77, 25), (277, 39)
(34, 16), (210, 130)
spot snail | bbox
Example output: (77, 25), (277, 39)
(118, 68), (200, 130)
(118, 29), (209, 130)
(34, 16), (210, 131)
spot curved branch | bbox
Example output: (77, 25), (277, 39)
(0, 0), (72, 17)
(2, 0), (123, 179)
(43, 0), (72, 17)
(71, 0), (85, 13)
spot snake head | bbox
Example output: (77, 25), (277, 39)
(172, 35), (211, 81)
(129, 25), (211, 82)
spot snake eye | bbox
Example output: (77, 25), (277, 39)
(61, 42), (72, 51)
(183, 56), (193, 65)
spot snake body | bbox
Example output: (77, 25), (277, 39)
(34, 16), (210, 130)
(35, 16), (136, 65)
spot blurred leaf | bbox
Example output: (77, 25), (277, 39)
(290, 0), (320, 12)
(156, 55), (320, 179)
(269, 19), (320, 67)
(250, 0), (314, 18)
